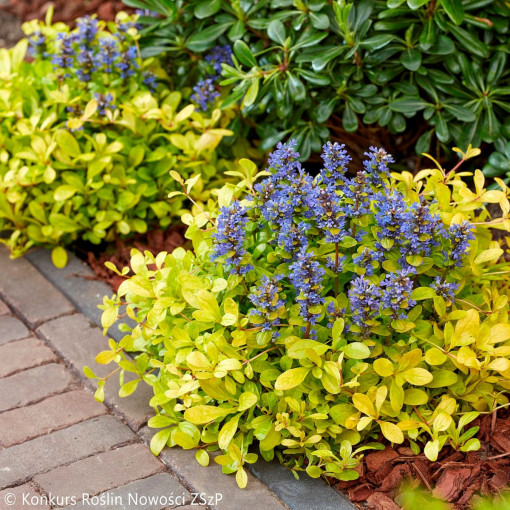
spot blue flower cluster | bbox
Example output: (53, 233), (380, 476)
(348, 276), (381, 327)
(27, 31), (47, 58)
(289, 249), (325, 328)
(212, 202), (252, 274)
(191, 45), (232, 111)
(210, 140), (475, 338)
(380, 268), (416, 319)
(191, 78), (220, 112)
(205, 45), (232, 75)
(94, 93), (116, 116)
(431, 276), (459, 303)
(249, 275), (285, 335)
(449, 221), (476, 265)
(29, 15), (156, 89)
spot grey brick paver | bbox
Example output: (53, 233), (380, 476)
(139, 428), (289, 510)
(34, 444), (165, 500)
(0, 483), (50, 509)
(0, 246), (74, 327)
(37, 314), (153, 430)
(0, 389), (106, 447)
(0, 315), (29, 345)
(56, 473), (191, 510)
(0, 299), (10, 315)
(0, 415), (136, 489)
(0, 363), (75, 412)
(0, 337), (57, 378)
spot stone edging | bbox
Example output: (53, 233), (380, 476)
(24, 247), (355, 510)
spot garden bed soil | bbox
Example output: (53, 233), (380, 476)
(1, 0), (130, 24)
(339, 410), (510, 509)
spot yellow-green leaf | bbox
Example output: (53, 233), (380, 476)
(402, 367), (433, 386)
(380, 421), (404, 444)
(184, 405), (235, 425)
(373, 358), (394, 377)
(218, 414), (240, 450)
(343, 342), (371, 359)
(352, 393), (375, 417)
(274, 367), (310, 391)
(51, 246), (68, 268)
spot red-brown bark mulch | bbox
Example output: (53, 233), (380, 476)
(86, 227), (186, 292)
(2, 0), (130, 23)
(338, 410), (510, 509)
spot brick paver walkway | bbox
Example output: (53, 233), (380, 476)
(0, 247), (293, 510)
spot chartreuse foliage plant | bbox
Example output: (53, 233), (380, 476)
(127, 0), (510, 164)
(0, 11), (239, 266)
(91, 141), (510, 488)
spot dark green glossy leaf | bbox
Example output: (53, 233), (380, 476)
(267, 19), (286, 45)
(360, 34), (394, 49)
(390, 97), (430, 113)
(186, 23), (231, 52)
(441, 0), (464, 25)
(443, 103), (476, 122)
(400, 48), (421, 71)
(310, 12), (330, 30)
(194, 0), (221, 19)
(343, 105), (358, 132)
(233, 40), (257, 67)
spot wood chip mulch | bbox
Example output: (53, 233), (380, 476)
(86, 227), (186, 292)
(2, 0), (131, 24)
(337, 410), (510, 509)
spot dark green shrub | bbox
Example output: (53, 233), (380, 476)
(126, 0), (510, 167)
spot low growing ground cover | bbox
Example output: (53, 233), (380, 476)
(0, 13), (243, 265)
(91, 141), (510, 505)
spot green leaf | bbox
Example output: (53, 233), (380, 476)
(424, 440), (439, 461)
(218, 414), (240, 450)
(402, 367), (433, 386)
(55, 129), (81, 158)
(474, 248), (503, 265)
(196, 289), (222, 321)
(411, 287), (436, 300)
(267, 20), (286, 45)
(288, 339), (330, 359)
(194, 0), (221, 18)
(238, 391), (258, 412)
(184, 405), (235, 425)
(233, 40), (257, 67)
(54, 185), (77, 202)
(400, 48), (421, 72)
(443, 104), (476, 123)
(186, 23), (230, 52)
(150, 428), (172, 456)
(236, 466), (248, 488)
(49, 214), (81, 233)
(195, 449), (210, 466)
(51, 246), (68, 268)
(342, 105), (358, 132)
(426, 370), (458, 388)
(390, 98), (430, 113)
(352, 393), (375, 417)
(343, 342), (371, 360)
(243, 78), (259, 107)
(119, 379), (140, 397)
(373, 358), (394, 377)
(441, 0), (464, 25)
(274, 367), (310, 391)
(380, 421), (404, 444)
